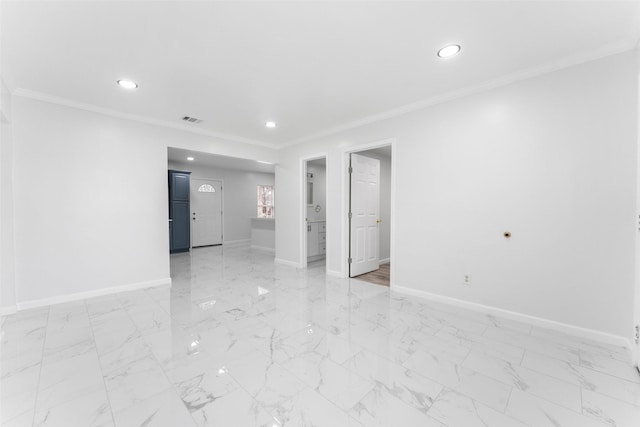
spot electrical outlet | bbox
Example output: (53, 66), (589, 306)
(463, 275), (471, 285)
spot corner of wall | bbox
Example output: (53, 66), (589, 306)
(0, 77), (16, 309)
(1, 78), (13, 121)
(633, 44), (640, 366)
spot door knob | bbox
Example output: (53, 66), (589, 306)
(376, 219), (382, 224)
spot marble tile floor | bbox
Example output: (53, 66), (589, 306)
(1, 244), (639, 427)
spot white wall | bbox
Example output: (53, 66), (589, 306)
(0, 78), (16, 311)
(251, 218), (275, 251)
(10, 96), (277, 305)
(168, 161), (275, 243)
(306, 162), (326, 221)
(276, 51), (638, 339)
(634, 46), (640, 363)
(357, 150), (391, 262)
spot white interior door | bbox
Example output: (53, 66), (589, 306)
(190, 179), (222, 247)
(349, 153), (380, 277)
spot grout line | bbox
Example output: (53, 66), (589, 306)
(503, 387), (514, 414)
(460, 346), (473, 365)
(117, 283), (203, 426)
(86, 299), (118, 426)
(31, 305), (51, 425)
(218, 324), (310, 424)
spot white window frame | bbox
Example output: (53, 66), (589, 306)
(257, 185), (275, 218)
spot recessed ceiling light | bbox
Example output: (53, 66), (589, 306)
(116, 79), (138, 89)
(265, 121), (277, 128)
(437, 44), (461, 58)
(187, 157), (194, 161)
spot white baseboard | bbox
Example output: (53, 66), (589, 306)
(223, 239), (251, 246)
(393, 285), (630, 350)
(0, 305), (17, 316)
(379, 258), (390, 265)
(16, 277), (172, 311)
(274, 258), (302, 268)
(307, 254), (326, 263)
(251, 245), (275, 253)
(327, 269), (345, 278)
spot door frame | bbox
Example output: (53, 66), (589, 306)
(635, 201), (640, 369)
(635, 267), (639, 369)
(189, 177), (224, 248)
(341, 138), (397, 284)
(300, 153), (328, 269)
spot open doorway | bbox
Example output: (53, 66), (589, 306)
(167, 147), (276, 254)
(302, 156), (327, 269)
(347, 144), (392, 287)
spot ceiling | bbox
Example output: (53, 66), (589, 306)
(2, 1), (639, 148)
(168, 147), (275, 174)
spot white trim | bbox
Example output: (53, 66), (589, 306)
(251, 245), (275, 254)
(393, 285), (630, 350)
(633, 44), (640, 370)
(10, 42), (636, 153)
(12, 88), (276, 149)
(0, 305), (17, 316)
(16, 278), (172, 311)
(379, 258), (390, 265)
(274, 258), (303, 268)
(307, 254), (325, 263)
(12, 44), (636, 153)
(282, 40), (636, 147)
(326, 269), (345, 278)
(222, 238), (251, 246)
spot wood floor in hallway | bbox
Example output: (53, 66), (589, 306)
(353, 262), (390, 287)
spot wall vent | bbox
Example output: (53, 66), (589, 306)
(182, 116), (203, 124)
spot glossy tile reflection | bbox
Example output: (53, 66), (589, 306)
(1, 244), (638, 426)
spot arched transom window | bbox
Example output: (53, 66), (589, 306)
(198, 184), (216, 193)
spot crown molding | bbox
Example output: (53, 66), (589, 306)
(280, 39), (637, 148)
(9, 37), (637, 152)
(11, 88), (278, 150)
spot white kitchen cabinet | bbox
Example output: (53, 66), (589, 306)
(307, 220), (326, 260)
